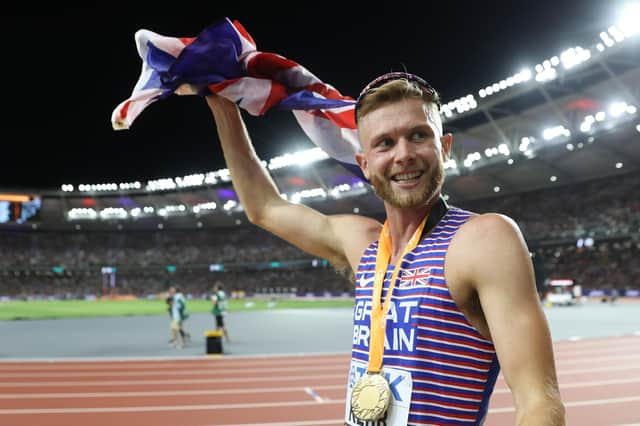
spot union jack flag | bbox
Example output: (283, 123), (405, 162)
(398, 266), (434, 288)
(111, 17), (362, 177)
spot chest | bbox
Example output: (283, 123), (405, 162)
(355, 244), (489, 341)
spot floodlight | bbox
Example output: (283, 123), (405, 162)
(617, 3), (640, 37)
(609, 102), (628, 117)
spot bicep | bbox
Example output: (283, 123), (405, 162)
(257, 199), (381, 270)
(471, 215), (558, 405)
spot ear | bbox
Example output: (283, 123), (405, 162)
(440, 133), (453, 159)
(355, 152), (370, 180)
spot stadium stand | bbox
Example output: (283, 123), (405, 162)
(1, 17), (638, 300)
(1, 170), (638, 299)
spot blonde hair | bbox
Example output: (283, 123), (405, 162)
(355, 78), (441, 124)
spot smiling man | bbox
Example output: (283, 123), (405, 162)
(194, 72), (565, 425)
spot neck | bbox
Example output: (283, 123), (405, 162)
(384, 195), (439, 263)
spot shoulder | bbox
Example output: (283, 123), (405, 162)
(454, 212), (522, 243)
(447, 212), (527, 277)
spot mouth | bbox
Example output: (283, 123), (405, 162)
(390, 170), (424, 184)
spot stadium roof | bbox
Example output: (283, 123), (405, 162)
(1, 4), (639, 230)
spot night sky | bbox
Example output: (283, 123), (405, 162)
(0, 2), (622, 190)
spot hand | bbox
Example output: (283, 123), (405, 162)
(175, 84), (199, 96)
(175, 84), (235, 113)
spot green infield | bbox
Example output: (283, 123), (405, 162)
(0, 298), (355, 320)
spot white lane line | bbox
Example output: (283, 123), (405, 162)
(304, 387), (325, 403)
(1, 353), (636, 377)
(3, 363), (639, 389)
(493, 363), (640, 385)
(489, 395), (640, 414)
(0, 385), (345, 399)
(492, 376), (640, 394)
(0, 399), (344, 415)
(3, 395), (640, 416)
(560, 364), (640, 375)
(0, 344), (635, 374)
(554, 336), (640, 349)
(0, 373), (346, 388)
(0, 364), (347, 378)
(0, 356), (351, 372)
(554, 344), (640, 358)
(565, 396), (640, 408)
(3, 376), (637, 400)
(3, 352), (635, 379)
(555, 354), (640, 365)
(204, 421), (343, 426)
(0, 352), (350, 363)
(0, 342), (637, 372)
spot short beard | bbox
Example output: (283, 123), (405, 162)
(370, 160), (444, 209)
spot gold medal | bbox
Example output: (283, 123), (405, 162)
(350, 372), (391, 421)
(346, 200), (445, 424)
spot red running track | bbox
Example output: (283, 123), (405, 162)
(1, 335), (639, 425)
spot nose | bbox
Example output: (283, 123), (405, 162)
(393, 138), (416, 164)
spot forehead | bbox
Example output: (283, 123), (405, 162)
(357, 99), (441, 145)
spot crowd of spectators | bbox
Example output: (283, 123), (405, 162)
(456, 171), (639, 243)
(1, 226), (304, 270)
(537, 239), (640, 293)
(1, 171), (638, 298)
(0, 268), (352, 300)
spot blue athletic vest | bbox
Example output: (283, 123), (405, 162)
(352, 206), (500, 425)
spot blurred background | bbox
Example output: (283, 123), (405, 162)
(0, 2), (638, 307)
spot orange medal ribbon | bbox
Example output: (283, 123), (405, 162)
(367, 211), (430, 374)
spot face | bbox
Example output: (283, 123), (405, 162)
(356, 98), (451, 209)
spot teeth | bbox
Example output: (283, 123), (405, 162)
(393, 171), (422, 181)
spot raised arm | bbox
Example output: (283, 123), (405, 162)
(452, 213), (566, 425)
(205, 95), (381, 272)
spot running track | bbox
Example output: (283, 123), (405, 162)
(1, 335), (639, 425)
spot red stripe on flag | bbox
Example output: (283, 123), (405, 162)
(208, 78), (242, 93)
(247, 53), (299, 81)
(259, 82), (288, 115)
(232, 20), (256, 47)
(179, 37), (196, 46)
(305, 82), (353, 101)
(308, 108), (357, 129)
(119, 100), (132, 120)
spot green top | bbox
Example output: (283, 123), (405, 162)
(212, 290), (227, 315)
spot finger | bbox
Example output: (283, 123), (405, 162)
(175, 84), (198, 96)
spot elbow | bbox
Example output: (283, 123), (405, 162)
(243, 197), (284, 229)
(556, 401), (567, 425)
(245, 210), (264, 227)
(516, 397), (566, 426)
(244, 204), (272, 228)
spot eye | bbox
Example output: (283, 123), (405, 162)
(376, 138), (394, 149)
(410, 126), (434, 141)
(410, 131), (427, 141)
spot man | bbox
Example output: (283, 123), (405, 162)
(181, 72), (565, 424)
(211, 283), (230, 342)
(168, 286), (190, 348)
